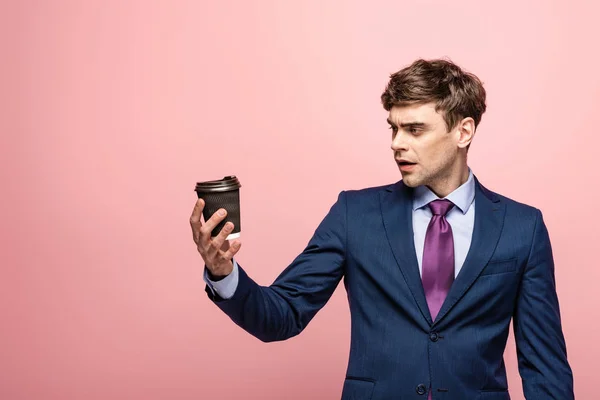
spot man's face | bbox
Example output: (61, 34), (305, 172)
(388, 102), (461, 189)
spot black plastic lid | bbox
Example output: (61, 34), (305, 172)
(195, 175), (241, 193)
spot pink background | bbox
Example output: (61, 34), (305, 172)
(1, 1), (597, 398)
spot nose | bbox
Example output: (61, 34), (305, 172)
(391, 131), (409, 152)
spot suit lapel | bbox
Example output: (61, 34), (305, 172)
(380, 177), (506, 327)
(432, 177), (506, 326)
(380, 181), (434, 326)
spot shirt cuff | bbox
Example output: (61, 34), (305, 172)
(203, 259), (239, 300)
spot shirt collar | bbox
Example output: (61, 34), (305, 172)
(412, 168), (476, 214)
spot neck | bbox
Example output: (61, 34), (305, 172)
(426, 162), (470, 198)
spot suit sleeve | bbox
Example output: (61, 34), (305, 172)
(205, 191), (347, 342)
(513, 209), (574, 399)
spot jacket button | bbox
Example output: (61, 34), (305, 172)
(430, 332), (439, 342)
(416, 384), (427, 395)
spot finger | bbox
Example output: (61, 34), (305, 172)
(221, 240), (242, 260)
(190, 198), (205, 224)
(190, 198), (205, 243)
(200, 208), (228, 239)
(206, 222), (234, 259)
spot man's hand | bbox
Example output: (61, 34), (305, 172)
(190, 198), (242, 279)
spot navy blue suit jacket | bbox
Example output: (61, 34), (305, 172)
(206, 177), (573, 399)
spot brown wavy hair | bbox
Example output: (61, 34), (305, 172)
(381, 59), (487, 133)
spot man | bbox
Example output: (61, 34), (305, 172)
(190, 59), (574, 399)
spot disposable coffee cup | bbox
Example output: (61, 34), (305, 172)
(195, 175), (242, 240)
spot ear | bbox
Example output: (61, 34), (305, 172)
(456, 117), (475, 149)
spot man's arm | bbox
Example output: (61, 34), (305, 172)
(205, 191), (348, 343)
(513, 209), (574, 399)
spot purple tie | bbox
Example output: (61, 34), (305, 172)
(422, 199), (454, 400)
(422, 199), (455, 321)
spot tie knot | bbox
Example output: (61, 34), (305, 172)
(428, 199), (454, 216)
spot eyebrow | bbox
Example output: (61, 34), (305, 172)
(386, 119), (428, 128)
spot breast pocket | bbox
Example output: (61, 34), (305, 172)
(480, 258), (517, 276)
(341, 377), (375, 400)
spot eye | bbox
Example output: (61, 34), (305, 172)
(388, 125), (398, 133)
(409, 127), (422, 134)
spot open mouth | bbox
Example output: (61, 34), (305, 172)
(397, 160), (417, 171)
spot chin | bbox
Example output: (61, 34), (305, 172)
(400, 174), (422, 187)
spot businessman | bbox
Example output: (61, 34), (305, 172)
(190, 59), (574, 399)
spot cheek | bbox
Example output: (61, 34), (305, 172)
(420, 138), (453, 165)
(418, 138), (441, 159)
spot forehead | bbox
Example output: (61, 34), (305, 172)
(388, 102), (443, 123)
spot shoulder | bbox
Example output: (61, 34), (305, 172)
(339, 181), (400, 203)
(345, 182), (397, 195)
(477, 180), (542, 222)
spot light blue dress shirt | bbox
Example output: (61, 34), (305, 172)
(204, 169), (476, 299)
(412, 169), (476, 278)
